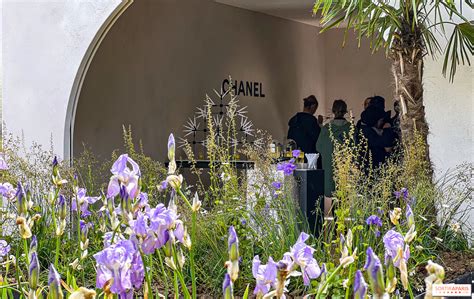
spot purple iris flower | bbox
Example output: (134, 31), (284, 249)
(0, 153), (8, 170)
(136, 192), (149, 210)
(353, 270), (367, 299)
(366, 215), (382, 227)
(292, 149), (301, 158)
(107, 154), (141, 199)
(383, 230), (409, 268)
(103, 232), (126, 247)
(364, 247), (385, 296)
(52, 156), (59, 167)
(394, 188), (409, 200)
(72, 188), (100, 217)
(252, 255), (277, 296)
(0, 183), (15, 199)
(0, 240), (11, 260)
(289, 232), (321, 285)
(129, 204), (177, 254)
(158, 180), (168, 192)
(130, 248), (145, 290)
(48, 264), (62, 299)
(272, 181), (282, 189)
(277, 160), (297, 176)
(94, 239), (144, 297)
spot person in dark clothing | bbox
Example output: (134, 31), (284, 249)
(287, 95), (321, 156)
(356, 97), (373, 131)
(360, 105), (396, 168)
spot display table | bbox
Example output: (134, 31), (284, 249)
(172, 159), (255, 169)
(293, 169), (325, 237)
(168, 160), (325, 237)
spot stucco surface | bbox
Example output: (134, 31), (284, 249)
(2, 0), (121, 154)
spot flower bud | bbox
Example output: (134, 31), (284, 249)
(406, 204), (415, 228)
(364, 247), (386, 297)
(228, 226), (239, 262)
(399, 253), (408, 290)
(389, 208), (402, 225)
(166, 175), (183, 190)
(353, 270), (367, 299)
(346, 229), (353, 249)
(29, 252), (39, 289)
(222, 273), (233, 299)
(16, 182), (28, 216)
(17, 216), (32, 239)
(404, 224), (417, 244)
(385, 259), (397, 294)
(48, 264), (63, 299)
(58, 195), (67, 220)
(192, 192), (202, 212)
(340, 247), (357, 268)
(56, 219), (66, 236)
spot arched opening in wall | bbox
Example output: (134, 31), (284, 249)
(71, 0), (393, 162)
(65, 0), (133, 161)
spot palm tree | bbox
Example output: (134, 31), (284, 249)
(313, 0), (473, 170)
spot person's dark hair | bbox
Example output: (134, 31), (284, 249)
(303, 95), (318, 108)
(370, 96), (385, 110)
(361, 105), (385, 127)
(332, 99), (347, 117)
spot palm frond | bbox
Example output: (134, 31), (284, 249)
(442, 22), (474, 82)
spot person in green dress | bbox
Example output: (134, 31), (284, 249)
(316, 99), (351, 197)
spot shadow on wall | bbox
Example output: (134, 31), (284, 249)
(73, 0), (391, 162)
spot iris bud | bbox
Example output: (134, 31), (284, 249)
(29, 252), (39, 289)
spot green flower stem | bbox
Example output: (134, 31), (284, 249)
(14, 246), (21, 295)
(177, 189), (197, 299)
(139, 247), (153, 298)
(316, 264), (342, 299)
(55, 234), (61, 268)
(176, 189), (192, 210)
(74, 196), (85, 285)
(407, 281), (415, 299)
(51, 188), (60, 268)
(22, 239), (29, 265)
(171, 245), (191, 299)
(156, 250), (169, 297)
(190, 211), (197, 299)
(345, 263), (356, 299)
(173, 271), (179, 299)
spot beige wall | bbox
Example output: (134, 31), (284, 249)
(74, 0), (392, 160)
(324, 30), (394, 120)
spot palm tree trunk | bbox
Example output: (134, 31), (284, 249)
(391, 46), (434, 179)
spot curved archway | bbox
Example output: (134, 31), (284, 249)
(71, 1), (392, 161)
(64, 0), (133, 160)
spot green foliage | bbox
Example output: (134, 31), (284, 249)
(0, 113), (472, 298)
(313, 0), (474, 81)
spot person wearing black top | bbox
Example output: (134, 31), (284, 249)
(287, 95), (321, 156)
(360, 104), (396, 168)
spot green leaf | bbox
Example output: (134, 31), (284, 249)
(242, 284), (250, 299)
